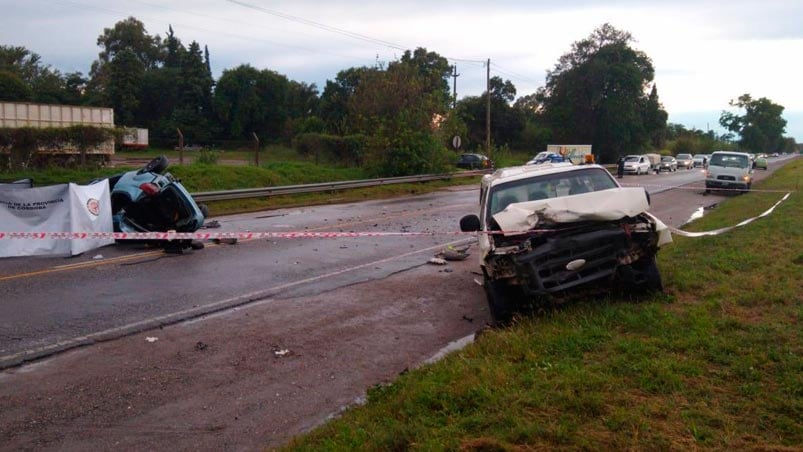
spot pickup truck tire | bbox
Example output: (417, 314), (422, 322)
(632, 255), (663, 293)
(484, 276), (519, 326)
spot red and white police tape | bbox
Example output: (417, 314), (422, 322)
(0, 192), (792, 241)
(618, 182), (794, 194)
(668, 192), (791, 237)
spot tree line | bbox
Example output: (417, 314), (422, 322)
(1, 19), (794, 175)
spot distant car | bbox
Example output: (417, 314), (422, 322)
(675, 153), (694, 169)
(754, 156), (768, 170)
(705, 151), (753, 192)
(692, 154), (709, 168)
(658, 156), (678, 172)
(526, 152), (550, 164)
(456, 153), (493, 170)
(526, 152), (565, 165)
(622, 155), (651, 175)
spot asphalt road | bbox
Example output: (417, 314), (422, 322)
(0, 155), (796, 368)
(0, 155), (797, 450)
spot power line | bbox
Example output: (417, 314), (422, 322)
(225, 0), (409, 51)
(223, 0), (486, 65)
(51, 0), (377, 64)
(490, 62), (541, 86)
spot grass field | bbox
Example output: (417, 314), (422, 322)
(282, 159), (802, 450)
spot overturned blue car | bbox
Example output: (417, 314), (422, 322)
(96, 156), (207, 251)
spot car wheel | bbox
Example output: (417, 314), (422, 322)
(141, 155), (169, 174)
(484, 276), (520, 326)
(627, 255), (663, 293)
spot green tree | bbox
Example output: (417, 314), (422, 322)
(395, 48), (452, 112)
(537, 24), (665, 162)
(0, 70), (32, 101)
(719, 94), (787, 152)
(346, 57), (451, 175)
(169, 41), (214, 141)
(0, 45), (85, 105)
(0, 46), (43, 83)
(87, 17), (163, 115)
(214, 64), (290, 140)
(95, 17), (163, 69)
(106, 49), (144, 125)
(645, 84), (668, 148)
(457, 76), (525, 149)
(780, 137), (798, 153)
(319, 67), (375, 135)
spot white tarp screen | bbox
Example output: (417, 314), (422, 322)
(0, 182), (114, 257)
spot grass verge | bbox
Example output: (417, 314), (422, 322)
(282, 160), (802, 450)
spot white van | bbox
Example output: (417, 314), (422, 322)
(705, 151), (753, 192)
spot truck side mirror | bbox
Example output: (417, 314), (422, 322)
(460, 214), (481, 232)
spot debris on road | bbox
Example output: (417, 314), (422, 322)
(195, 341), (208, 351)
(438, 245), (471, 261)
(145, 337), (158, 343)
(202, 220), (221, 229)
(93, 254), (104, 260)
(212, 238), (238, 245)
(273, 349), (290, 357)
(428, 257), (447, 265)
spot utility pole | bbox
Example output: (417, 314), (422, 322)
(252, 132), (260, 167)
(176, 128), (184, 165)
(486, 58), (491, 155)
(451, 64), (460, 109)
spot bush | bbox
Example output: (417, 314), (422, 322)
(195, 149), (221, 165)
(365, 130), (451, 177)
(292, 133), (365, 166)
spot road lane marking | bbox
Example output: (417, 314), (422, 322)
(0, 202), (476, 282)
(0, 237), (475, 368)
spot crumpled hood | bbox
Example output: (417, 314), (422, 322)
(491, 187), (672, 246)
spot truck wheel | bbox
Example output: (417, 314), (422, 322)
(484, 276), (520, 326)
(630, 256), (663, 293)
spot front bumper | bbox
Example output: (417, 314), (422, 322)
(491, 223), (657, 298)
(706, 178), (749, 190)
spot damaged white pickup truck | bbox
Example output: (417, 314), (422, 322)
(459, 163), (672, 324)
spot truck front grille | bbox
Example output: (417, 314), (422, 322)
(513, 226), (628, 296)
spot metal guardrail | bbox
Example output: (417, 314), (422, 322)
(191, 169), (491, 202)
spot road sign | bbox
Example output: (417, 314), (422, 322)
(451, 135), (462, 150)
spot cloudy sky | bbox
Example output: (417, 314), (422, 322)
(2, 0), (802, 141)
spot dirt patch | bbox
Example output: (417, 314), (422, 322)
(0, 250), (488, 450)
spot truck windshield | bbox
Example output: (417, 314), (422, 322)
(709, 154), (748, 168)
(488, 168), (618, 216)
